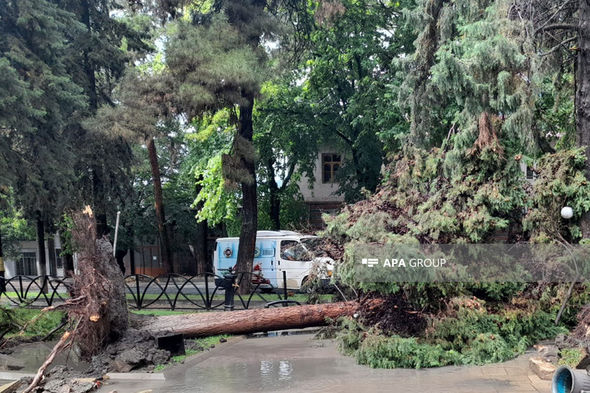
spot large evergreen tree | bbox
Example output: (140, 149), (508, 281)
(165, 1), (276, 291)
(61, 0), (150, 237)
(0, 0), (87, 278)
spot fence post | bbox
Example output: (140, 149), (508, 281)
(223, 273), (236, 311)
(283, 271), (288, 303)
(0, 255), (5, 297)
(135, 275), (142, 310)
(204, 273), (210, 309)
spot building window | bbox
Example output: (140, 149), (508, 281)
(322, 153), (341, 183)
(17, 252), (37, 276)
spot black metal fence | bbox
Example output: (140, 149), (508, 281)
(0, 271), (300, 311)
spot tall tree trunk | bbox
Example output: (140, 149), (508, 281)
(129, 247), (136, 275)
(0, 225), (5, 293)
(235, 96), (257, 294)
(269, 182), (281, 231)
(36, 214), (47, 292)
(267, 159), (281, 231)
(58, 232), (74, 278)
(47, 235), (57, 277)
(146, 136), (173, 274)
(578, 0), (590, 238)
(81, 0), (97, 112)
(194, 179), (209, 275)
(81, 0), (109, 240)
(128, 226), (136, 275)
(115, 249), (127, 275)
(194, 222), (209, 274)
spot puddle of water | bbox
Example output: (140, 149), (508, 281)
(4, 342), (89, 373)
(154, 335), (357, 393)
(161, 356), (343, 392)
(247, 328), (320, 338)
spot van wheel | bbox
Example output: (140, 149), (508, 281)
(260, 287), (274, 294)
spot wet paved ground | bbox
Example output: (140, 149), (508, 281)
(100, 333), (551, 393)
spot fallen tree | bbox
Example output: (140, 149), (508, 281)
(144, 299), (383, 338)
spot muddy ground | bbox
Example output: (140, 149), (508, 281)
(0, 315), (208, 393)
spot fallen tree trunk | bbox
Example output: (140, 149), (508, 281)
(145, 300), (381, 338)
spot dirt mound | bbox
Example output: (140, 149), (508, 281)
(358, 294), (427, 337)
(90, 327), (170, 374)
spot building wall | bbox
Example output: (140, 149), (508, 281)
(296, 149), (346, 228)
(4, 236), (63, 278)
(297, 150), (345, 203)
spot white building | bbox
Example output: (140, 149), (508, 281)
(3, 236), (64, 279)
(297, 150), (345, 227)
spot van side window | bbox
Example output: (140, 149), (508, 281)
(280, 241), (312, 261)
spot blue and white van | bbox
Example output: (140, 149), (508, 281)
(213, 230), (333, 290)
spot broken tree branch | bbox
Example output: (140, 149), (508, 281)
(23, 330), (73, 393)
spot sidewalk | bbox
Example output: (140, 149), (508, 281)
(98, 333), (551, 393)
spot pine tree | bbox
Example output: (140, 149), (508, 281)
(61, 0), (150, 237)
(0, 0), (87, 278)
(166, 1), (275, 291)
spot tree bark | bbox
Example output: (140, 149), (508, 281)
(235, 96), (258, 294)
(47, 235), (57, 277)
(36, 215), (47, 292)
(267, 160), (281, 231)
(578, 0), (590, 238)
(115, 249), (127, 275)
(144, 300), (369, 338)
(58, 232), (74, 278)
(70, 211), (129, 354)
(147, 136), (174, 274)
(193, 178), (210, 275)
(95, 212), (108, 239)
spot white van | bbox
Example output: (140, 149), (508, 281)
(213, 230), (333, 290)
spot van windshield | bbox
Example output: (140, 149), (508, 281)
(281, 240), (313, 261)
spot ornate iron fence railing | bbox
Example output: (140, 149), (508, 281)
(0, 272), (300, 311)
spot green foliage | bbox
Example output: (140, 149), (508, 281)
(558, 348), (585, 367)
(257, 183), (310, 229)
(325, 144), (527, 297)
(524, 148), (590, 242)
(0, 189), (35, 259)
(338, 304), (566, 368)
(295, 0), (414, 201)
(185, 110), (239, 227)
(194, 155), (239, 226)
(1, 0), (88, 223)
(166, 15), (268, 113)
(401, 0), (538, 152)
